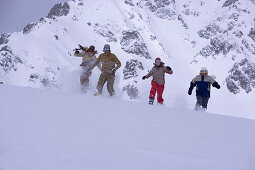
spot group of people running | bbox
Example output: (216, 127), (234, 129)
(74, 44), (220, 111)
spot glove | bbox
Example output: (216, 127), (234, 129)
(75, 50), (79, 54)
(166, 66), (172, 71)
(213, 82), (221, 89)
(142, 76), (146, 80)
(111, 68), (116, 74)
(188, 90), (192, 95)
(215, 84), (221, 89)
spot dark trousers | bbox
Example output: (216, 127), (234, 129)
(195, 96), (209, 110)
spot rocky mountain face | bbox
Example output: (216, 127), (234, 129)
(0, 0), (255, 100)
(192, 0), (255, 95)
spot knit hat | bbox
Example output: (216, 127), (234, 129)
(155, 58), (161, 63)
(88, 45), (95, 52)
(103, 44), (110, 52)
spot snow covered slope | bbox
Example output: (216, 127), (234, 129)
(0, 0), (255, 118)
(0, 85), (255, 170)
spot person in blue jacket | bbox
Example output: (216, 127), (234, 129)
(188, 67), (220, 110)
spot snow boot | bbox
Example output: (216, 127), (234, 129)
(149, 97), (154, 105)
(94, 92), (100, 96)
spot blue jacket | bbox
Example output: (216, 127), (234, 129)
(189, 74), (219, 98)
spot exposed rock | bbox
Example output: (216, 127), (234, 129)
(125, 0), (134, 6)
(205, 24), (221, 36)
(229, 13), (239, 21)
(23, 22), (38, 34)
(0, 33), (10, 45)
(41, 77), (55, 87)
(199, 46), (214, 57)
(177, 15), (188, 29)
(242, 39), (255, 55)
(29, 68), (57, 88)
(248, 27), (255, 43)
(222, 0), (239, 8)
(210, 37), (234, 55)
(199, 37), (235, 57)
(72, 15), (78, 21)
(129, 13), (135, 19)
(182, 8), (199, 17)
(78, 2), (84, 6)
(29, 74), (39, 82)
(0, 46), (23, 73)
(226, 78), (240, 94)
(155, 8), (176, 20)
(226, 58), (255, 94)
(198, 30), (211, 39)
(123, 59), (144, 80)
(140, 0), (176, 20)
(227, 22), (235, 31)
(93, 24), (117, 42)
(233, 30), (243, 38)
(123, 84), (139, 99)
(120, 30), (151, 59)
(47, 2), (70, 19)
(150, 35), (157, 41)
(54, 35), (59, 40)
(39, 17), (46, 23)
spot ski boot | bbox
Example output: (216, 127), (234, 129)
(94, 90), (100, 96)
(149, 97), (154, 105)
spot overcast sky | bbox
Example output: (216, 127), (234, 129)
(0, 0), (68, 34)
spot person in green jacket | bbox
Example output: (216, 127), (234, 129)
(91, 44), (121, 96)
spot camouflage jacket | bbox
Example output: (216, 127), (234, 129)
(92, 53), (121, 74)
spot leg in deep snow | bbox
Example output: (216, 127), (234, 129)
(96, 73), (107, 95)
(195, 96), (209, 111)
(80, 68), (92, 92)
(157, 84), (164, 104)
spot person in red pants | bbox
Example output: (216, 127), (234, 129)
(142, 58), (173, 105)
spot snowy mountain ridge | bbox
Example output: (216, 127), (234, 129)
(0, 0), (255, 117)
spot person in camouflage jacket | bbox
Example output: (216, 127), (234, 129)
(90, 44), (121, 96)
(142, 58), (173, 105)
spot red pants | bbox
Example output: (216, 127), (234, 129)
(149, 81), (165, 104)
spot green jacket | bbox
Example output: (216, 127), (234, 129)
(92, 53), (121, 74)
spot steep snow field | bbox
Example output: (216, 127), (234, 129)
(0, 85), (255, 170)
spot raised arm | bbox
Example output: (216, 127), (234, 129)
(165, 66), (173, 74)
(74, 50), (85, 57)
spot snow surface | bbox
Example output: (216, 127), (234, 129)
(0, 85), (255, 170)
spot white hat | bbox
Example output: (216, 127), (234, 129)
(200, 67), (208, 75)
